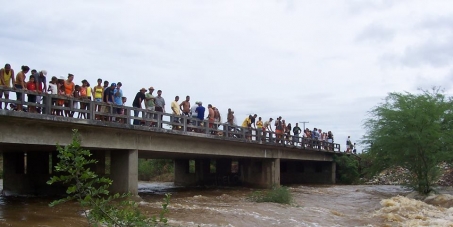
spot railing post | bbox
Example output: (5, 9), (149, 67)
(205, 120), (209, 135)
(89, 101), (95, 120)
(157, 111), (161, 128)
(242, 127), (246, 140)
(223, 123), (228, 137)
(182, 115), (187, 132)
(44, 94), (52, 115)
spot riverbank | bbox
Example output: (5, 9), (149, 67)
(365, 163), (453, 186)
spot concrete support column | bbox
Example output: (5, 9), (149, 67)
(174, 159), (196, 186)
(110, 149), (138, 195)
(331, 161), (336, 184)
(3, 152), (25, 195)
(240, 158), (280, 188)
(195, 159), (211, 184)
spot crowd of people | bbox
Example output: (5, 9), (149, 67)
(0, 63), (343, 151)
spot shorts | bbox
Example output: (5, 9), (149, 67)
(28, 94), (36, 103)
(95, 98), (102, 102)
(14, 84), (23, 100)
(275, 130), (283, 135)
(115, 107), (122, 114)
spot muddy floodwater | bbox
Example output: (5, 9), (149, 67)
(0, 181), (452, 226)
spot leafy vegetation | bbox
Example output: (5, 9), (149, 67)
(138, 159), (174, 181)
(47, 129), (170, 226)
(362, 88), (453, 194)
(247, 185), (293, 204)
(334, 154), (360, 184)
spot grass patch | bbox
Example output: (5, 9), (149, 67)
(247, 186), (293, 204)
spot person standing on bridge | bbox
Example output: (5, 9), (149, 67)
(275, 117), (283, 144)
(171, 96), (181, 129)
(180, 95), (191, 126)
(0, 64), (15, 110)
(144, 87), (155, 126)
(132, 88), (146, 125)
(113, 82), (123, 122)
(195, 101), (205, 132)
(293, 123), (301, 146)
(207, 104), (215, 133)
(154, 90), (165, 128)
(262, 117), (273, 142)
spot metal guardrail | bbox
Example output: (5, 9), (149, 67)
(0, 86), (341, 152)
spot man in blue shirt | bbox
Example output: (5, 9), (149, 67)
(195, 101), (205, 132)
(113, 82), (123, 122)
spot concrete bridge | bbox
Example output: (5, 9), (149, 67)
(0, 88), (341, 196)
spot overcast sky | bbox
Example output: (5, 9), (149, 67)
(1, 0), (452, 151)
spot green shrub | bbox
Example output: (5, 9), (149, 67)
(138, 159), (174, 181)
(48, 129), (170, 226)
(334, 154), (360, 184)
(247, 186), (293, 204)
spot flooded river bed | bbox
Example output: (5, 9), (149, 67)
(0, 182), (452, 226)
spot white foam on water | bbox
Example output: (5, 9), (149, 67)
(375, 195), (453, 226)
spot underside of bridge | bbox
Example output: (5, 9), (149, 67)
(1, 145), (336, 196)
(1, 147), (138, 196)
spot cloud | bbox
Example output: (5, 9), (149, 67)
(399, 38), (453, 68)
(346, 0), (395, 14)
(355, 23), (395, 43)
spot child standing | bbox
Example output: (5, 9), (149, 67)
(26, 75), (37, 113)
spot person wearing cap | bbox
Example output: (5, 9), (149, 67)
(0, 64), (15, 110)
(195, 101), (205, 132)
(132, 88), (146, 125)
(154, 90), (165, 128)
(144, 87), (155, 125)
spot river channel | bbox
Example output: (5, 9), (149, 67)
(0, 181), (452, 226)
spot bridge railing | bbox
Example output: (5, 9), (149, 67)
(0, 86), (341, 152)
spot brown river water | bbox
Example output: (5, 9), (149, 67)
(0, 181), (452, 227)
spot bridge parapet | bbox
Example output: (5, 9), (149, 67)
(0, 86), (341, 153)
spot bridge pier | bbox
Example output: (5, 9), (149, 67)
(280, 160), (336, 184)
(110, 149), (138, 195)
(240, 158), (280, 188)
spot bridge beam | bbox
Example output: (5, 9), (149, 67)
(110, 149), (138, 195)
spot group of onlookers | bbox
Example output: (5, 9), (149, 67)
(1, 63), (342, 150)
(224, 113), (336, 150)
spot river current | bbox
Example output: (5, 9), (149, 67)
(0, 181), (452, 227)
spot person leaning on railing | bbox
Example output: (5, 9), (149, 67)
(0, 64), (15, 110)
(132, 88), (146, 125)
(14, 65), (30, 112)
